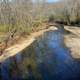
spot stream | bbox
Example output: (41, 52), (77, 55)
(0, 28), (80, 80)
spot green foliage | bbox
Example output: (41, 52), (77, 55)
(0, 25), (9, 32)
(48, 15), (54, 22)
(0, 35), (6, 42)
(33, 21), (42, 28)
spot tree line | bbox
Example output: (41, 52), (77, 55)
(0, 0), (80, 53)
(0, 0), (48, 53)
(51, 0), (80, 25)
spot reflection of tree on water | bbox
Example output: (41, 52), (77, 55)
(27, 65), (35, 80)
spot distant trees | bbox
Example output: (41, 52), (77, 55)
(52, 0), (80, 25)
(0, 0), (49, 52)
(63, 0), (80, 25)
(74, 0), (80, 23)
(0, 0), (80, 34)
(0, 0), (80, 52)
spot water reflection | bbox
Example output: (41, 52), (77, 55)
(35, 30), (80, 80)
(0, 29), (80, 80)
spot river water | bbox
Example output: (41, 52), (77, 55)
(0, 29), (80, 80)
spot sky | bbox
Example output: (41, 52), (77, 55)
(8, 0), (60, 3)
(47, 0), (60, 3)
(32, 0), (60, 3)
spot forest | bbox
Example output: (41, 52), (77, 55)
(0, 0), (80, 53)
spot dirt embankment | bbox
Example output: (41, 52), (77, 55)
(64, 26), (80, 59)
(0, 27), (57, 62)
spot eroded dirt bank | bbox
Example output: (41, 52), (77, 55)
(0, 27), (57, 62)
(64, 26), (80, 59)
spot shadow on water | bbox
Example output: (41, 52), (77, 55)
(0, 28), (80, 80)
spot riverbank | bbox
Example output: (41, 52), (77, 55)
(0, 27), (57, 62)
(64, 26), (80, 59)
(0, 25), (80, 62)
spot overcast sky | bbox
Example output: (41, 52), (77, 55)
(32, 0), (60, 3)
(47, 0), (60, 3)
